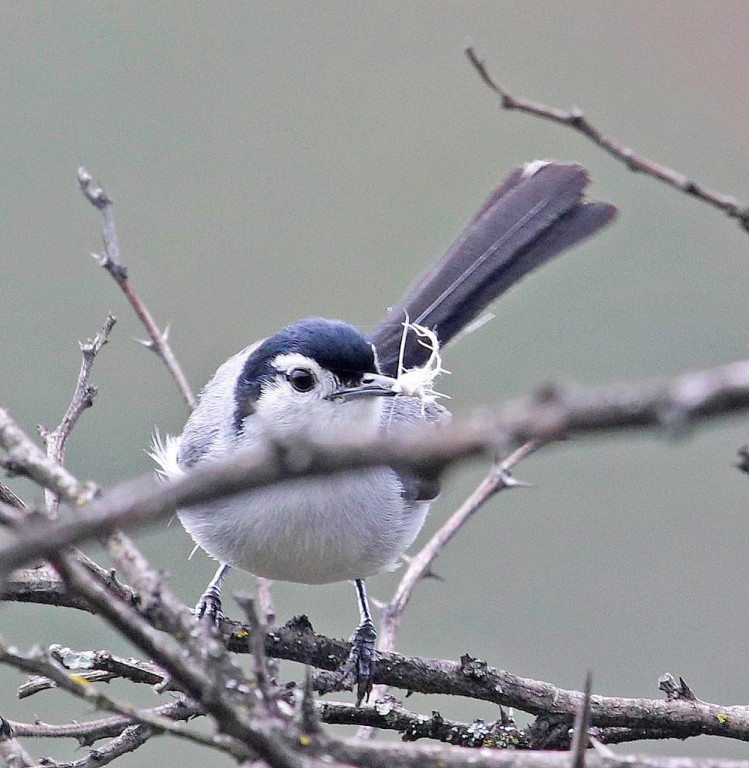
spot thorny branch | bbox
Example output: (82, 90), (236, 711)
(1, 135), (746, 764)
(0, 645), (244, 761)
(3, 355), (749, 576)
(39, 314), (116, 518)
(77, 167), (197, 410)
(76, 169), (277, 626)
(363, 440), (543, 732)
(465, 46), (749, 232)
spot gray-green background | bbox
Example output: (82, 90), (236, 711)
(2, 3), (749, 765)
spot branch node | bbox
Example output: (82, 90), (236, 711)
(659, 672), (697, 701)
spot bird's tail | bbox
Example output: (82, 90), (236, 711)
(368, 161), (617, 377)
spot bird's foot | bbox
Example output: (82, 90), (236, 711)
(341, 618), (377, 705)
(194, 585), (223, 626)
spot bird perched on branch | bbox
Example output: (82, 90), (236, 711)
(153, 161), (616, 703)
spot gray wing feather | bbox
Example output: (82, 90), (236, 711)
(380, 396), (450, 503)
(177, 341), (263, 468)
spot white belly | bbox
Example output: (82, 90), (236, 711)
(177, 466), (428, 584)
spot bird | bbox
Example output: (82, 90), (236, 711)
(152, 161), (616, 704)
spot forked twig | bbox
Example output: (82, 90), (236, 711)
(465, 46), (749, 232)
(40, 314), (116, 518)
(77, 168), (197, 410)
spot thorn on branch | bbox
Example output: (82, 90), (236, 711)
(460, 654), (490, 682)
(659, 673), (697, 702)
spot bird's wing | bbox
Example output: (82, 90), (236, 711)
(177, 340), (264, 469)
(380, 396), (450, 503)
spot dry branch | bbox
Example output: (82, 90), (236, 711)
(465, 47), (749, 232)
(2, 356), (749, 577)
(77, 168), (197, 410)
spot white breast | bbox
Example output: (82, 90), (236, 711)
(176, 466), (428, 584)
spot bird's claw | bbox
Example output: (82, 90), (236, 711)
(194, 588), (223, 626)
(341, 618), (377, 705)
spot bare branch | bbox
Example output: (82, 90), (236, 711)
(465, 46), (749, 232)
(234, 594), (279, 714)
(51, 724), (154, 768)
(0, 717), (34, 768)
(321, 697), (530, 748)
(41, 314), (116, 518)
(0, 406), (95, 505)
(4, 355), (749, 577)
(77, 167), (197, 410)
(570, 673), (593, 768)
(17, 645), (168, 699)
(0, 645), (242, 760)
(255, 575), (276, 629)
(363, 440), (543, 731)
(227, 621), (749, 744)
(1, 566), (93, 613)
(0, 483), (25, 512)
(8, 700), (199, 746)
(8, 572), (745, 749)
(315, 736), (749, 768)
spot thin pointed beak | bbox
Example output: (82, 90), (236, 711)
(326, 374), (398, 401)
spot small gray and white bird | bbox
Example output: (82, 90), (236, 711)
(154, 162), (616, 702)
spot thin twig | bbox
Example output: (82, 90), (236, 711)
(78, 167), (275, 641)
(570, 673), (593, 768)
(255, 576), (277, 629)
(362, 440), (542, 733)
(8, 700), (200, 746)
(40, 314), (116, 518)
(17, 646), (168, 699)
(0, 406), (95, 505)
(77, 167), (197, 410)
(0, 645), (244, 760)
(0, 483), (25, 512)
(234, 594), (279, 714)
(53, 724), (154, 768)
(465, 46), (749, 232)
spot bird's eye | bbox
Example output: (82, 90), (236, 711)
(287, 368), (316, 393)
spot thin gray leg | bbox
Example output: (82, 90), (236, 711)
(195, 563), (230, 624)
(343, 578), (377, 705)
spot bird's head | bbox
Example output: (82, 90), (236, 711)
(233, 317), (396, 438)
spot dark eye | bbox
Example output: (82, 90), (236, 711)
(287, 368), (316, 393)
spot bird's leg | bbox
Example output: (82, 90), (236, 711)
(195, 563), (230, 624)
(342, 578), (377, 705)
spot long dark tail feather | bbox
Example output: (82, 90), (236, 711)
(369, 162), (617, 377)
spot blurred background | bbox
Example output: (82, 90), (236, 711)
(2, 2), (749, 765)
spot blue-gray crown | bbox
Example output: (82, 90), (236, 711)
(233, 317), (378, 430)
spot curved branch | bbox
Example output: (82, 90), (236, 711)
(465, 47), (749, 232)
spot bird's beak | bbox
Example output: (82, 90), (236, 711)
(326, 374), (398, 401)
